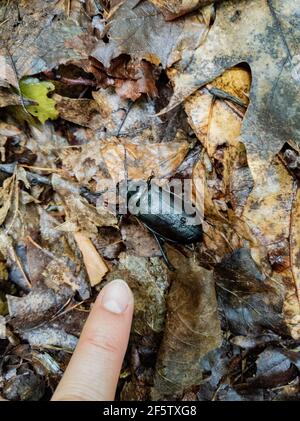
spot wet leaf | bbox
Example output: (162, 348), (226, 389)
(215, 248), (286, 336)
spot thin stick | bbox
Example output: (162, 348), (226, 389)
(10, 247), (32, 289)
(5, 172), (19, 235)
(66, 0), (71, 16)
(21, 165), (65, 173)
(4, 45), (31, 116)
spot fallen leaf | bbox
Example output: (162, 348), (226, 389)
(149, 0), (214, 20)
(153, 249), (222, 398)
(0, 174), (14, 226)
(91, 0), (207, 68)
(53, 94), (103, 129)
(20, 326), (78, 352)
(7, 286), (73, 330)
(74, 231), (108, 287)
(215, 248), (286, 336)
(0, 1), (85, 81)
(107, 253), (170, 335)
(19, 78), (58, 124)
(3, 369), (45, 401)
(120, 217), (161, 257)
(162, 0), (300, 178)
(61, 139), (190, 185)
(0, 88), (24, 108)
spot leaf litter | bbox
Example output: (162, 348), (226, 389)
(0, 0), (300, 401)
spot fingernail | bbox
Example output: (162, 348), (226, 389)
(101, 279), (131, 314)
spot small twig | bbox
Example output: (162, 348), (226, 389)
(20, 164), (65, 173)
(50, 300), (86, 323)
(10, 247), (32, 289)
(5, 171), (19, 235)
(0, 18), (9, 27)
(66, 0), (71, 16)
(58, 76), (97, 87)
(4, 45), (31, 117)
(208, 86), (247, 108)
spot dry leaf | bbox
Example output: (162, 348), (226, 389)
(0, 1), (85, 80)
(163, 0), (300, 179)
(153, 249), (222, 398)
(74, 231), (108, 287)
(149, 0), (214, 20)
(91, 0), (207, 68)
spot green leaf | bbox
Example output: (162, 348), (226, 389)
(20, 77), (59, 124)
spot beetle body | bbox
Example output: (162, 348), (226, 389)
(127, 181), (203, 245)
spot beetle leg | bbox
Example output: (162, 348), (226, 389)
(152, 233), (175, 272)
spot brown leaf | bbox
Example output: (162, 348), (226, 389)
(0, 1), (85, 80)
(53, 95), (104, 129)
(0, 88), (24, 108)
(107, 253), (170, 335)
(0, 175), (14, 226)
(91, 56), (159, 101)
(74, 231), (108, 287)
(149, 0), (214, 20)
(162, 0), (300, 177)
(7, 286), (73, 330)
(153, 249), (222, 398)
(120, 217), (161, 258)
(61, 139), (190, 185)
(91, 0), (207, 68)
(114, 59), (158, 100)
(215, 248), (286, 336)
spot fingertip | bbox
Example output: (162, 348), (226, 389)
(98, 279), (134, 315)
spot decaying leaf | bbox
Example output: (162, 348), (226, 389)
(6, 286), (73, 330)
(163, 0), (300, 179)
(53, 94), (103, 129)
(3, 369), (45, 401)
(0, 88), (25, 108)
(0, 1), (85, 82)
(215, 248), (286, 336)
(149, 0), (214, 20)
(20, 326), (78, 352)
(91, 0), (207, 68)
(120, 217), (161, 258)
(153, 249), (222, 398)
(0, 175), (14, 226)
(107, 253), (170, 335)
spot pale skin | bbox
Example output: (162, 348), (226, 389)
(0, 279), (134, 401)
(0, 279), (133, 401)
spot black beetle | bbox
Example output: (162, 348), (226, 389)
(80, 178), (203, 270)
(124, 180), (203, 270)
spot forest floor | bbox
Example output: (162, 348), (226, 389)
(0, 0), (300, 401)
